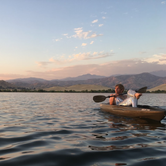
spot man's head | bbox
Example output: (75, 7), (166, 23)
(115, 84), (124, 94)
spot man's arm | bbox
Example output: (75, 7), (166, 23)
(109, 95), (116, 105)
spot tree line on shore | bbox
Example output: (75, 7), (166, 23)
(0, 88), (114, 93)
(0, 88), (166, 93)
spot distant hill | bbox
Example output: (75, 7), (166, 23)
(7, 77), (50, 89)
(59, 74), (106, 81)
(44, 84), (110, 91)
(150, 70), (166, 77)
(7, 77), (48, 84)
(0, 80), (16, 89)
(6, 74), (106, 88)
(148, 84), (166, 92)
(92, 72), (166, 89)
(5, 72), (166, 90)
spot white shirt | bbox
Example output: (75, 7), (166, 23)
(115, 96), (124, 105)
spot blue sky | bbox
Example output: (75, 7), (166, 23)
(0, 0), (166, 80)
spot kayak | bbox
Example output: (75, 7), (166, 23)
(100, 103), (166, 121)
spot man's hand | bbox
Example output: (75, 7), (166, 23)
(135, 93), (142, 99)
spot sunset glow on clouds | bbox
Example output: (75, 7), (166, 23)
(26, 58), (166, 80)
(0, 0), (166, 80)
(36, 52), (114, 67)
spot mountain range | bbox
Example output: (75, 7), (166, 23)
(1, 72), (166, 90)
(59, 74), (106, 81)
(150, 70), (166, 77)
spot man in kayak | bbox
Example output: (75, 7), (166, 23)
(109, 84), (142, 107)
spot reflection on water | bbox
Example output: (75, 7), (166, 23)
(89, 115), (165, 152)
(0, 92), (165, 166)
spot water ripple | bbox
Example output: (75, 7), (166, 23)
(0, 93), (165, 165)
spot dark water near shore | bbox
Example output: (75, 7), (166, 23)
(0, 93), (166, 166)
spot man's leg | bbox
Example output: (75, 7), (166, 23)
(118, 97), (138, 107)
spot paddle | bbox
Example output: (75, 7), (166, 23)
(93, 86), (147, 103)
(135, 86), (147, 93)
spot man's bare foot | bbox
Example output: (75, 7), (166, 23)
(135, 93), (142, 99)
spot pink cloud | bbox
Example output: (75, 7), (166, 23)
(1, 58), (166, 80)
(26, 59), (166, 80)
(37, 52), (113, 66)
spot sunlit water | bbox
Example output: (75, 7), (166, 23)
(0, 93), (165, 166)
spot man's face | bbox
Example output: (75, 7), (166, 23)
(115, 86), (124, 95)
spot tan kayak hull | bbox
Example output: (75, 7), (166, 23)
(100, 104), (166, 121)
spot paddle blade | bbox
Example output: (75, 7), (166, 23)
(93, 95), (107, 103)
(136, 86), (147, 93)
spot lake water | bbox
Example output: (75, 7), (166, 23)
(0, 92), (166, 166)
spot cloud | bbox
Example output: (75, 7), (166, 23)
(37, 53), (166, 68)
(82, 43), (87, 46)
(53, 38), (62, 42)
(57, 27), (103, 40)
(90, 41), (94, 44)
(26, 58), (166, 80)
(91, 33), (103, 38)
(36, 52), (113, 67)
(99, 24), (103, 27)
(36, 61), (52, 67)
(161, 1), (165, 4)
(92, 19), (98, 23)
(72, 27), (90, 39)
(72, 27), (103, 39)
(144, 53), (166, 64)
(73, 52), (112, 60)
(2, 55), (166, 80)
(102, 17), (106, 19)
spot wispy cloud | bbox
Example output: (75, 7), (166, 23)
(144, 53), (166, 64)
(99, 24), (103, 27)
(161, 1), (165, 4)
(90, 41), (94, 44)
(72, 27), (90, 39)
(72, 27), (103, 39)
(82, 43), (87, 46)
(2, 55), (166, 80)
(73, 52), (112, 60)
(55, 27), (103, 41)
(36, 61), (52, 68)
(28, 58), (166, 80)
(36, 52), (113, 67)
(53, 38), (62, 42)
(92, 19), (98, 23)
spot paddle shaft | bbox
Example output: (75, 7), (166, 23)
(93, 94), (123, 103)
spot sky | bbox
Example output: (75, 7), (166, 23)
(0, 0), (166, 80)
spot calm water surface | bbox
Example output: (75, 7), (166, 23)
(0, 93), (166, 166)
